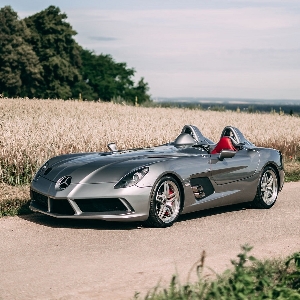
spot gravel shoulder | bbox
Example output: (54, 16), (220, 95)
(0, 182), (299, 300)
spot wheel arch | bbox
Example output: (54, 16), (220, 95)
(252, 162), (280, 209)
(150, 172), (185, 212)
(257, 148), (284, 190)
(261, 162), (280, 183)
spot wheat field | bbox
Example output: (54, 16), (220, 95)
(1, 98), (299, 185)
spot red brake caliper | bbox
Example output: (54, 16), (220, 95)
(164, 185), (174, 216)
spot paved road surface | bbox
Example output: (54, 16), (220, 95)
(0, 182), (299, 299)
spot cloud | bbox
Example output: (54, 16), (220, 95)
(69, 7), (300, 50)
(89, 36), (117, 41)
(65, 6), (300, 99)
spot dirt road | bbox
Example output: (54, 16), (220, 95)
(0, 182), (299, 300)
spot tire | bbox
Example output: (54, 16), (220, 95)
(146, 176), (182, 228)
(252, 166), (279, 209)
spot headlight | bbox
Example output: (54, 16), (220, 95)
(114, 167), (149, 189)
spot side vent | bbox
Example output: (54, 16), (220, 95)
(190, 177), (214, 200)
(191, 185), (206, 199)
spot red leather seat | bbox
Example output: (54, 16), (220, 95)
(211, 137), (236, 154)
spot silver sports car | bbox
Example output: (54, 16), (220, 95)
(30, 125), (284, 227)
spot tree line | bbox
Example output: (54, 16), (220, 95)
(0, 5), (151, 103)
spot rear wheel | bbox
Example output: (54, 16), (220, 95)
(252, 166), (278, 208)
(146, 176), (181, 228)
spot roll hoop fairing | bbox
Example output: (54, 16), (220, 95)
(30, 125), (284, 227)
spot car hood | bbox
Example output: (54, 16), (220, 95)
(38, 146), (185, 184)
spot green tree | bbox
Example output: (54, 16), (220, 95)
(133, 77), (151, 104)
(77, 49), (151, 103)
(24, 6), (81, 99)
(0, 5), (151, 101)
(0, 6), (42, 97)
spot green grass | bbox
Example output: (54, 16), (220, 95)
(135, 245), (300, 300)
(285, 160), (300, 182)
(0, 198), (31, 217)
(285, 171), (300, 182)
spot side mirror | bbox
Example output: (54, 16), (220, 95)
(219, 150), (236, 161)
(108, 143), (118, 152)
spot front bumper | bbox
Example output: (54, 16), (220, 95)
(30, 180), (152, 222)
(30, 202), (148, 221)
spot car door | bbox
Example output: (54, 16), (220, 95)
(210, 148), (260, 185)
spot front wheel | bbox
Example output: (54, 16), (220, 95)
(252, 166), (278, 209)
(146, 176), (182, 228)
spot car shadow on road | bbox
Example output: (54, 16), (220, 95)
(177, 202), (251, 224)
(19, 202), (252, 230)
(19, 213), (144, 230)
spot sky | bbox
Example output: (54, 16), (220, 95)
(3, 0), (300, 100)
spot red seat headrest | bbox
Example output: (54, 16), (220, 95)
(211, 137), (236, 154)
